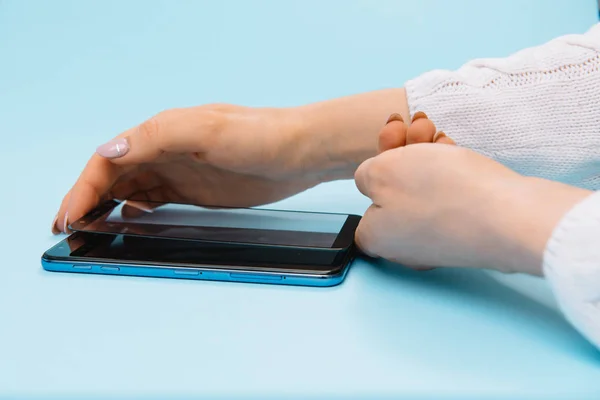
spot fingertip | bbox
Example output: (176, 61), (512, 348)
(433, 131), (457, 145)
(378, 120), (407, 153)
(407, 118), (437, 145)
(356, 246), (379, 259)
(354, 229), (370, 257)
(355, 230), (380, 259)
(411, 111), (428, 123)
(437, 136), (457, 146)
(354, 158), (374, 197)
(354, 205), (382, 258)
(54, 191), (72, 234)
(64, 189), (98, 233)
(386, 113), (404, 124)
(51, 214), (60, 235)
(64, 156), (126, 232)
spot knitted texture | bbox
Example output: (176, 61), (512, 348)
(544, 191), (600, 350)
(406, 24), (600, 190)
(406, 24), (600, 349)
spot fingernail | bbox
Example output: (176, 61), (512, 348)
(411, 111), (428, 123)
(96, 138), (129, 159)
(386, 113), (404, 124)
(51, 214), (60, 235)
(433, 131), (446, 142)
(438, 136), (456, 145)
(63, 212), (70, 234)
(434, 131), (456, 145)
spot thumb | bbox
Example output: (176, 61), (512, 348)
(354, 205), (381, 258)
(95, 107), (226, 164)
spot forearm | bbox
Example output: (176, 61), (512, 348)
(294, 88), (409, 181)
(491, 180), (600, 350)
(488, 177), (591, 275)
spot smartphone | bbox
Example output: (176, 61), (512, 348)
(42, 203), (361, 287)
(69, 200), (360, 265)
(42, 232), (355, 286)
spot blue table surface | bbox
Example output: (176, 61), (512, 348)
(1, 1), (600, 399)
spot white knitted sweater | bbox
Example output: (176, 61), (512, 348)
(406, 24), (600, 350)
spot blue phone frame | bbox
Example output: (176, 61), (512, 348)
(41, 257), (350, 287)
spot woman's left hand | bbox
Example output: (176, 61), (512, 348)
(354, 138), (591, 275)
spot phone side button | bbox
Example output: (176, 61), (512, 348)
(72, 265), (92, 270)
(100, 266), (120, 272)
(229, 273), (282, 281)
(173, 270), (200, 276)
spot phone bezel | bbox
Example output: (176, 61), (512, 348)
(68, 200), (360, 253)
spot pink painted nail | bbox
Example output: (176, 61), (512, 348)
(96, 138), (129, 159)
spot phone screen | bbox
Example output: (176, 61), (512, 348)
(72, 201), (351, 248)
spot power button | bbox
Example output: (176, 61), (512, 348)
(229, 273), (282, 281)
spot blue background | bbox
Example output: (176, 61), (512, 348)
(1, 0), (600, 398)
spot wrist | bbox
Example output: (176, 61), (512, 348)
(488, 176), (591, 275)
(291, 88), (410, 181)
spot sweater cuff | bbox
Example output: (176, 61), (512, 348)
(543, 190), (600, 350)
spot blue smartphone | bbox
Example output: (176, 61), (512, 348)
(41, 203), (360, 287)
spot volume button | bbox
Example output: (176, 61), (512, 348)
(173, 269), (200, 276)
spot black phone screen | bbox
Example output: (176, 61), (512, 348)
(70, 200), (353, 249)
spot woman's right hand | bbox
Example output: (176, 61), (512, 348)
(52, 104), (327, 234)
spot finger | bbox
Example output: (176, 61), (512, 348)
(433, 131), (456, 145)
(51, 214), (60, 235)
(121, 201), (155, 219)
(437, 137), (456, 145)
(407, 112), (436, 145)
(354, 158), (375, 198)
(53, 190), (72, 234)
(145, 186), (175, 203)
(62, 155), (129, 232)
(354, 205), (381, 258)
(110, 181), (142, 202)
(110, 171), (162, 201)
(95, 107), (225, 165)
(378, 114), (407, 154)
(121, 187), (173, 218)
(55, 149), (141, 233)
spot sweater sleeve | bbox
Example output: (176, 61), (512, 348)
(405, 23), (600, 190)
(543, 190), (600, 350)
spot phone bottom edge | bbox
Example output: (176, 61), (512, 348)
(41, 259), (348, 288)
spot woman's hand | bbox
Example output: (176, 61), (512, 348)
(52, 104), (320, 233)
(355, 139), (592, 275)
(52, 89), (425, 234)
